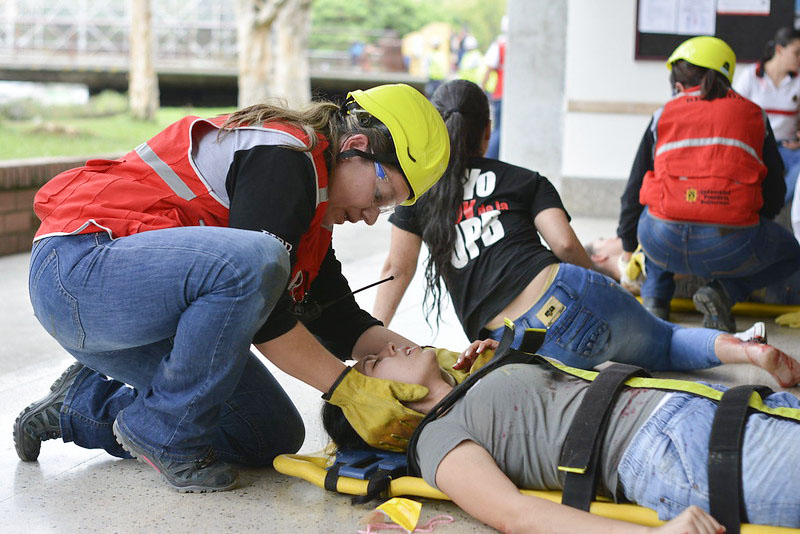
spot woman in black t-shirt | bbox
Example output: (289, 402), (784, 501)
(373, 79), (800, 385)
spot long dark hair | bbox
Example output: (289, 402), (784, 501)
(416, 80), (490, 327)
(760, 27), (800, 66)
(669, 59), (731, 100)
(321, 402), (375, 451)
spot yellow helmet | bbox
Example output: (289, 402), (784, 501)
(344, 84), (450, 205)
(666, 36), (736, 83)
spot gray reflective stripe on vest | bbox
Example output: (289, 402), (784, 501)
(655, 136), (762, 163)
(318, 187), (328, 203)
(135, 142), (197, 201)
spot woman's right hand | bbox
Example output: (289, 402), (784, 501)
(454, 338), (499, 370)
(650, 506), (725, 534)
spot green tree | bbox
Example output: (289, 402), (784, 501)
(441, 0), (507, 50)
(310, 0), (506, 51)
(311, 0), (445, 50)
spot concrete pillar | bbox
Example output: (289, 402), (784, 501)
(503, 0), (567, 185)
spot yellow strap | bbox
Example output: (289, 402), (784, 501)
(543, 356), (800, 423)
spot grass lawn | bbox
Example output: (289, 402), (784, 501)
(0, 106), (235, 160)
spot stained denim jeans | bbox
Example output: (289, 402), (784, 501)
(619, 390), (800, 527)
(488, 263), (721, 371)
(28, 228), (304, 464)
(638, 210), (800, 303)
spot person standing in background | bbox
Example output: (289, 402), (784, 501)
(424, 38), (449, 98)
(734, 27), (800, 205)
(482, 15), (507, 159)
(457, 36), (484, 85)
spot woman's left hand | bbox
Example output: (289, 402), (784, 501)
(650, 506), (725, 534)
(454, 339), (500, 370)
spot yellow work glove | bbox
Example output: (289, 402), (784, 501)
(433, 347), (496, 384)
(776, 311), (800, 328)
(323, 367), (428, 452)
(618, 246), (646, 293)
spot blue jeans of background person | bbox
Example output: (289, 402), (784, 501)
(619, 390), (800, 526)
(28, 228), (304, 464)
(485, 98), (502, 159)
(488, 264), (721, 371)
(778, 144), (800, 204)
(638, 209), (800, 303)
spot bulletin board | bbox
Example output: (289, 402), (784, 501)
(635, 0), (796, 62)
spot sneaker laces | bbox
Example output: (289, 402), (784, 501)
(195, 449), (218, 470)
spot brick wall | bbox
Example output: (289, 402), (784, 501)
(0, 154), (122, 256)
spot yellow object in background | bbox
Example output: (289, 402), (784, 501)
(776, 311), (800, 328)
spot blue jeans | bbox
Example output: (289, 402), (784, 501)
(619, 390), (800, 526)
(485, 98), (502, 159)
(488, 264), (721, 371)
(28, 228), (304, 464)
(778, 144), (800, 204)
(638, 210), (800, 303)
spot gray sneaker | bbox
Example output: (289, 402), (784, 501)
(112, 418), (238, 493)
(14, 362), (84, 461)
(693, 283), (736, 332)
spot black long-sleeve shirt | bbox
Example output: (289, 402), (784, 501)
(617, 117), (786, 252)
(225, 145), (380, 359)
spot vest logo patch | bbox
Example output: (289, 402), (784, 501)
(685, 188), (698, 203)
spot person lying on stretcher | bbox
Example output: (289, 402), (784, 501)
(323, 340), (800, 533)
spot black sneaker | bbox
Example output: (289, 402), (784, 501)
(112, 417), (238, 493)
(14, 362), (84, 461)
(642, 297), (670, 321)
(693, 282), (736, 332)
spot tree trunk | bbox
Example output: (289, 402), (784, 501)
(129, 0), (159, 120)
(235, 0), (311, 108)
(274, 0), (311, 107)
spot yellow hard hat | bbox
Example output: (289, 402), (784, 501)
(666, 36), (736, 83)
(345, 84), (450, 205)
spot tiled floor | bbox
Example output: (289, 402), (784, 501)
(2, 216), (797, 533)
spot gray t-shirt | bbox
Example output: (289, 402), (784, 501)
(415, 363), (666, 499)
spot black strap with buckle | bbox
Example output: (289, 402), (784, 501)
(559, 363), (651, 511)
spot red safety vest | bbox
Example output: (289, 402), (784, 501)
(34, 115), (332, 302)
(492, 38), (505, 100)
(639, 87), (767, 226)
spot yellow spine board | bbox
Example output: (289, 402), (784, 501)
(273, 452), (799, 533)
(636, 297), (800, 317)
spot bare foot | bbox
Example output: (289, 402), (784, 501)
(744, 343), (800, 388)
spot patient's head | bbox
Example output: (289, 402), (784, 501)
(584, 236), (623, 281)
(322, 343), (454, 451)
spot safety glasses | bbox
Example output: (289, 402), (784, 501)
(372, 161), (398, 214)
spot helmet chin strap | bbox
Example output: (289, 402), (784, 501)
(336, 148), (397, 165)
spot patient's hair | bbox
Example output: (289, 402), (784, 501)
(321, 402), (375, 451)
(583, 241), (616, 279)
